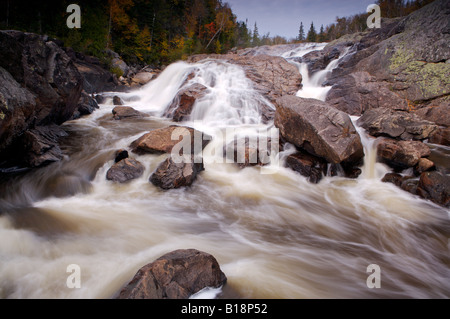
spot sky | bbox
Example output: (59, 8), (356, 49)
(226, 0), (377, 39)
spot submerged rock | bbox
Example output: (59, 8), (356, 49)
(275, 95), (364, 164)
(106, 158), (145, 183)
(150, 155), (204, 190)
(117, 249), (227, 299)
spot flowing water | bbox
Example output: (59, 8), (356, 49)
(0, 43), (449, 299)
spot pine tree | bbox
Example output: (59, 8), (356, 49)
(306, 22), (317, 42)
(318, 24), (325, 42)
(252, 22), (260, 46)
(298, 21), (305, 41)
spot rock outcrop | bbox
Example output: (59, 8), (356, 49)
(275, 95), (364, 164)
(106, 158), (145, 183)
(150, 156), (204, 190)
(130, 126), (210, 155)
(117, 249), (227, 299)
(0, 31), (83, 169)
(112, 106), (147, 120)
(325, 0), (450, 115)
(164, 83), (209, 122)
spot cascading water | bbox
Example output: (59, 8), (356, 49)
(0, 43), (449, 299)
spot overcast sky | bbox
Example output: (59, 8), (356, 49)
(226, 0), (376, 39)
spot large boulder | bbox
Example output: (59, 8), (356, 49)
(117, 249), (227, 299)
(130, 126), (210, 155)
(275, 95), (364, 164)
(376, 138), (431, 169)
(106, 158), (145, 183)
(150, 156), (204, 190)
(164, 83), (208, 122)
(416, 171), (450, 207)
(357, 108), (438, 141)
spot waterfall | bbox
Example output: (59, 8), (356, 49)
(0, 42), (448, 300)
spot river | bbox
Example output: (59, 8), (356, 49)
(0, 43), (448, 299)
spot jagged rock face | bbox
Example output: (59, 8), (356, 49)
(357, 108), (438, 141)
(325, 0), (450, 116)
(0, 31), (85, 169)
(275, 95), (364, 164)
(188, 53), (302, 105)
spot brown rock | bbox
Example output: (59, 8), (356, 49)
(117, 249), (227, 299)
(150, 155), (204, 190)
(417, 171), (450, 207)
(285, 151), (327, 183)
(130, 126), (211, 155)
(275, 95), (364, 164)
(357, 108), (438, 141)
(377, 138), (430, 169)
(112, 106), (147, 120)
(106, 158), (144, 183)
(164, 83), (208, 122)
(224, 136), (275, 168)
(415, 158), (435, 174)
(428, 127), (450, 146)
(113, 96), (123, 106)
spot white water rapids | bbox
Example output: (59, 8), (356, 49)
(0, 43), (449, 299)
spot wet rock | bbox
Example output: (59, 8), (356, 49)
(0, 31), (83, 169)
(275, 95), (364, 164)
(382, 173), (408, 187)
(130, 71), (155, 87)
(414, 158), (435, 175)
(164, 83), (208, 122)
(188, 53), (301, 107)
(149, 155), (204, 190)
(377, 138), (430, 169)
(112, 106), (147, 120)
(224, 136), (275, 168)
(106, 158), (144, 183)
(75, 90), (99, 117)
(130, 126), (211, 155)
(113, 96), (124, 106)
(428, 127), (450, 146)
(357, 108), (438, 141)
(416, 171), (450, 207)
(20, 125), (68, 167)
(117, 249), (227, 299)
(285, 151), (327, 184)
(114, 149), (129, 163)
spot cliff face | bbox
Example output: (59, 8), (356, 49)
(0, 31), (120, 171)
(324, 0), (450, 120)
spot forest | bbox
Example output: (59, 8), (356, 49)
(0, 0), (436, 68)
